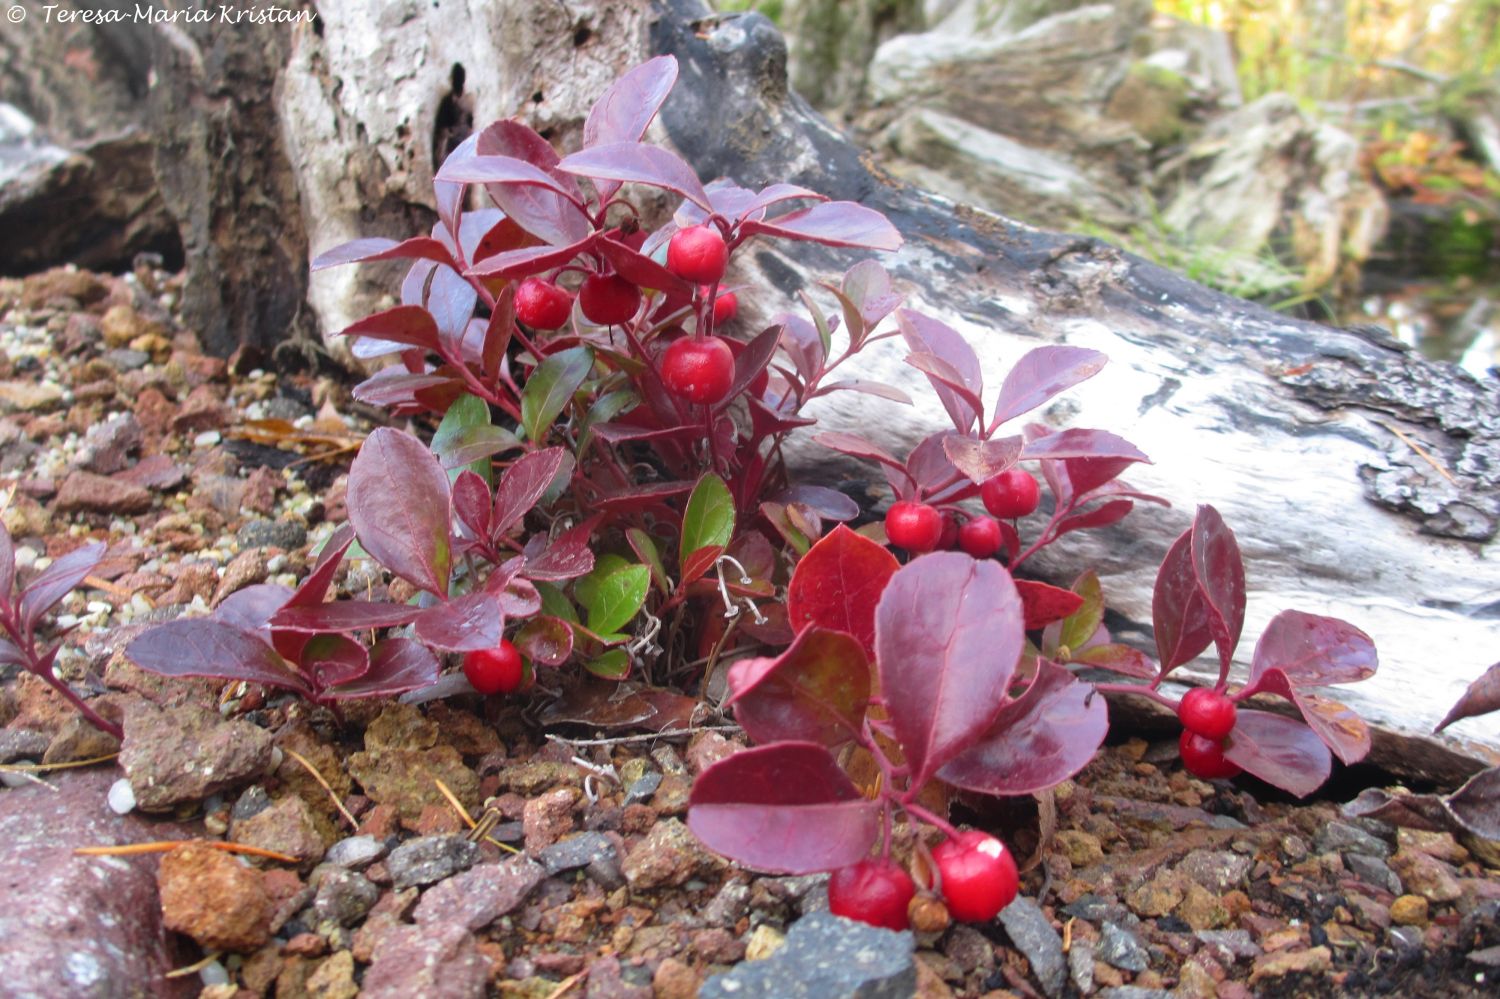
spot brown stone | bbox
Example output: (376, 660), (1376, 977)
(1248, 946), (1332, 985)
(158, 842), (272, 952)
(1390, 894), (1430, 926)
(54, 470), (153, 515)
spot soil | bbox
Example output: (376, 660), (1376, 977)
(1, 264), (1497, 999)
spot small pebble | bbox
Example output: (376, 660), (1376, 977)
(194, 430), (222, 447)
(199, 960), (230, 986)
(107, 777), (137, 814)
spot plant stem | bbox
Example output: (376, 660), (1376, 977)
(901, 799), (961, 840)
(1092, 681), (1178, 711)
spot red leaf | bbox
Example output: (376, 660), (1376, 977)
(1190, 505), (1246, 677)
(727, 627), (871, 748)
(492, 447), (568, 539)
(412, 591), (504, 652)
(786, 525), (899, 659)
(515, 616), (574, 666)
(452, 470), (492, 541)
(942, 435), (1022, 485)
(302, 634), (371, 690)
(18, 540), (105, 632)
(1022, 428), (1150, 463)
(939, 662), (1109, 796)
(905, 352), (986, 432)
(595, 235), (693, 295)
(1248, 609), (1377, 688)
(739, 201), (902, 251)
(990, 345), (1107, 431)
(1435, 661), (1500, 734)
(467, 238), (596, 280)
(875, 553), (1024, 785)
(271, 601), (423, 633)
(584, 56), (678, 207)
(559, 142), (712, 213)
(284, 524), (355, 610)
(474, 122), (592, 248)
(0, 521), (14, 601)
(1016, 580), (1086, 631)
(719, 324), (784, 409)
(338, 305), (442, 353)
(1152, 528), (1213, 675)
(811, 432), (908, 477)
(687, 742), (881, 875)
(311, 236), (455, 271)
(524, 519), (598, 582)
(328, 638), (440, 699)
(1239, 667), (1372, 764)
(213, 583), (294, 636)
(897, 310), (982, 434)
(126, 619), (308, 696)
(1054, 499), (1135, 538)
(1222, 710), (1332, 798)
(348, 428), (453, 597)
(1071, 642), (1157, 678)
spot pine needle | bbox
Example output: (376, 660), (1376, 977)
(75, 840), (300, 864)
(283, 747), (359, 832)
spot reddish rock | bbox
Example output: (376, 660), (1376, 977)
(20, 266), (112, 308)
(158, 842), (273, 952)
(76, 413), (143, 475)
(523, 786), (580, 851)
(412, 858), (547, 931)
(362, 921), (489, 999)
(0, 768), (196, 998)
(115, 453), (189, 491)
(54, 470), (154, 515)
(172, 384), (229, 432)
(120, 700), (274, 811)
(210, 548), (269, 607)
(622, 818), (722, 890)
(230, 793), (328, 868)
(686, 730), (741, 775)
(133, 387), (177, 435)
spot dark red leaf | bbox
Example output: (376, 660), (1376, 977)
(735, 182), (826, 221)
(493, 576), (543, 618)
(774, 485), (860, 522)
(687, 741), (882, 874)
(492, 447), (568, 539)
(1248, 609), (1378, 687)
(939, 661), (1109, 796)
(515, 615), (574, 666)
(1447, 766), (1500, 840)
(466, 238), (595, 280)
(311, 236), (456, 271)
(1071, 642), (1157, 678)
(584, 57), (678, 205)
(812, 379), (913, 405)
(426, 265), (478, 348)
(214, 583), (294, 635)
(126, 619), (308, 695)
(473, 122), (592, 248)
(897, 310), (982, 434)
(811, 432), (909, 478)
(348, 428), (452, 597)
(435, 150), (577, 194)
(302, 634), (371, 690)
(875, 553), (1024, 785)
(989, 346), (1107, 431)
(19, 540), (106, 631)
(284, 524), (356, 609)
(1152, 528), (1213, 675)
(1022, 428), (1150, 463)
(525, 519), (599, 582)
(739, 201), (902, 251)
(0, 521), (13, 600)
(943, 435), (1023, 485)
(271, 601), (423, 633)
(595, 236), (693, 295)
(1055, 499), (1136, 538)
(0, 638), (24, 669)
(727, 627), (871, 747)
(433, 132), (477, 234)
(1190, 505), (1246, 677)
(1238, 668), (1371, 765)
(412, 591), (504, 652)
(680, 546), (725, 589)
(786, 525), (899, 659)
(337, 305), (442, 353)
(351, 371), (455, 409)
(719, 324), (784, 409)
(1435, 661), (1500, 733)
(559, 142), (712, 212)
(452, 470), (493, 540)
(1222, 709), (1332, 798)
(1015, 580), (1086, 631)
(596, 480), (696, 510)
(328, 638), (440, 699)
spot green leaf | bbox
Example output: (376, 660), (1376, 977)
(680, 473), (735, 567)
(585, 648), (631, 680)
(799, 289), (832, 358)
(583, 564), (651, 636)
(574, 553), (631, 610)
(1058, 570), (1105, 653)
(627, 527), (671, 595)
(579, 389), (637, 455)
(521, 346), (594, 442)
(535, 581), (580, 624)
(432, 394), (519, 485)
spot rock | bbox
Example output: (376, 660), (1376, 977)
(699, 912), (916, 999)
(158, 842), (273, 952)
(1247, 946), (1333, 986)
(1125, 871), (1187, 918)
(622, 818), (721, 890)
(210, 548), (269, 606)
(115, 453), (189, 491)
(1055, 830), (1106, 867)
(1195, 929), (1260, 963)
(172, 384), (229, 433)
(523, 786), (580, 851)
(42, 711), (122, 764)
(652, 957), (702, 999)
(230, 793), (327, 867)
(412, 857), (546, 931)
(324, 834), (386, 870)
(998, 896), (1068, 998)
(236, 518), (309, 551)
(77, 412), (143, 474)
(0, 768), (195, 998)
(120, 700), (274, 811)
(539, 830), (619, 876)
(703, 879), (752, 928)
(54, 470), (154, 515)
(1177, 882), (1230, 931)
(1396, 828), (1470, 865)
(1390, 894), (1430, 927)
(346, 745), (480, 827)
(385, 834), (482, 890)
(312, 867), (379, 927)
(1316, 820), (1392, 859)
(1390, 848), (1464, 903)
(1176, 849), (1254, 892)
(17, 266), (112, 310)
(304, 950), (360, 999)
(0, 380), (64, 414)
(361, 921), (489, 999)
(686, 730), (740, 775)
(1346, 853), (1403, 894)
(1099, 921), (1151, 972)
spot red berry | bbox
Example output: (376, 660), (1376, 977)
(827, 858), (916, 931)
(662, 336), (736, 405)
(981, 468), (1040, 519)
(1178, 730), (1242, 780)
(513, 278), (573, 330)
(938, 511), (961, 551)
(579, 273), (641, 326)
(885, 501), (943, 552)
(712, 289), (738, 325)
(462, 640), (525, 695)
(932, 831), (1019, 923)
(667, 225), (728, 284)
(958, 516), (1003, 558)
(1178, 687), (1238, 741)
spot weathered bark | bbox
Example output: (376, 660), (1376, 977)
(3, 0), (1496, 774)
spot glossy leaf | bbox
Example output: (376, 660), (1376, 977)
(989, 346), (1107, 431)
(1152, 528), (1213, 675)
(943, 434), (1023, 485)
(412, 591), (504, 652)
(812, 432), (910, 478)
(720, 324), (783, 407)
(905, 352), (987, 430)
(525, 520), (597, 582)
(559, 142), (712, 212)
(311, 236), (455, 271)
(329, 638), (440, 699)
(492, 447), (569, 538)
(626, 528), (671, 595)
(432, 394), (507, 480)
(491, 574), (543, 618)
(434, 151), (577, 195)
(1222, 709), (1332, 798)
(585, 648), (632, 680)
(1014, 579), (1085, 631)
(727, 627), (871, 747)
(775, 485), (860, 522)
(1190, 505), (1246, 677)
(1435, 661), (1500, 733)
(584, 55), (678, 203)
(302, 634), (371, 690)
(1248, 609), (1377, 687)
(1022, 429), (1150, 463)
(18, 540), (106, 630)
(348, 428), (452, 597)
(515, 616), (574, 666)
(1055, 499), (1135, 539)
(126, 618), (307, 695)
(452, 470), (493, 541)
(875, 553), (1024, 784)
(467, 239), (595, 280)
(897, 310), (982, 434)
(681, 474), (735, 567)
(813, 379), (913, 405)
(739, 201), (903, 251)
(1055, 571), (1104, 654)
(581, 563), (650, 637)
(271, 601), (422, 633)
(786, 525), (899, 659)
(1239, 668), (1371, 765)
(337, 305), (442, 353)
(688, 741), (882, 874)
(939, 662), (1109, 796)
(521, 346), (593, 442)
(286, 525), (356, 609)
(214, 583), (295, 636)
(474, 122), (592, 247)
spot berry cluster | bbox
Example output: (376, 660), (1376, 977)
(1176, 686), (1240, 779)
(885, 467), (1039, 558)
(827, 831), (1019, 931)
